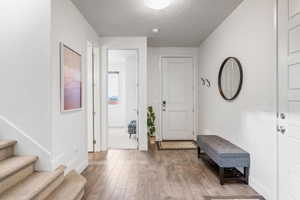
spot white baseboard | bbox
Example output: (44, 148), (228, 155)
(196, 129), (218, 135)
(52, 152), (88, 174)
(77, 159), (88, 174)
(249, 177), (272, 200)
(51, 153), (66, 170)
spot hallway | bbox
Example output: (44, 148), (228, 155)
(0, 0), (293, 199)
(82, 144), (260, 200)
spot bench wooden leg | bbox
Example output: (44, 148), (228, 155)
(244, 167), (249, 185)
(219, 167), (225, 185)
(197, 146), (201, 158)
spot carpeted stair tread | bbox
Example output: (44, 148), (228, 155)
(0, 156), (38, 181)
(0, 141), (17, 150)
(0, 166), (65, 200)
(46, 170), (86, 200)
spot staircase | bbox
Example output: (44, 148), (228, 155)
(0, 140), (86, 200)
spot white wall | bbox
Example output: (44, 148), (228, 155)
(0, 1), (52, 169)
(198, 0), (277, 199)
(100, 37), (148, 151)
(147, 47), (199, 140)
(51, 0), (99, 172)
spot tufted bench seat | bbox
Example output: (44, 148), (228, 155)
(197, 135), (250, 185)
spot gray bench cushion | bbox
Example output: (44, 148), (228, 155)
(197, 135), (250, 168)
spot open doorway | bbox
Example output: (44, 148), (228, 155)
(107, 49), (139, 149)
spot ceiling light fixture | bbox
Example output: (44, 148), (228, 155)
(152, 28), (160, 33)
(144, 0), (171, 10)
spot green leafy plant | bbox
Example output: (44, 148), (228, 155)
(147, 106), (156, 137)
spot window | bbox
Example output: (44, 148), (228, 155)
(108, 72), (120, 104)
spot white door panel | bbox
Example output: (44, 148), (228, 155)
(162, 57), (194, 140)
(278, 0), (300, 199)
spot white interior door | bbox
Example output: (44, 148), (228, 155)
(278, 0), (300, 199)
(162, 57), (194, 140)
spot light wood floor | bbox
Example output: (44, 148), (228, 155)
(82, 144), (258, 200)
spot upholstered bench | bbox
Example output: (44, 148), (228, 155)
(197, 135), (250, 185)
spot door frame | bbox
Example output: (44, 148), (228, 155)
(100, 38), (148, 151)
(275, 0), (279, 199)
(105, 49), (140, 149)
(275, 0), (300, 199)
(87, 41), (101, 152)
(100, 43), (148, 152)
(158, 55), (198, 141)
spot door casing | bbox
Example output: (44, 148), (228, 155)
(107, 49), (139, 149)
(101, 48), (145, 151)
(87, 41), (101, 152)
(277, 0), (300, 199)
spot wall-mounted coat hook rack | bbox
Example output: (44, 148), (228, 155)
(205, 79), (211, 87)
(201, 78), (206, 86)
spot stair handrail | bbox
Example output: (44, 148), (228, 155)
(0, 115), (52, 170)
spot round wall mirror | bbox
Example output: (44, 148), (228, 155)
(218, 57), (243, 101)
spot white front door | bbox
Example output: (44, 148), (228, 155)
(161, 57), (194, 140)
(278, 0), (300, 199)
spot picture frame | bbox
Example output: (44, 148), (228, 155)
(60, 43), (83, 112)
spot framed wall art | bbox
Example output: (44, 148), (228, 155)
(60, 43), (82, 112)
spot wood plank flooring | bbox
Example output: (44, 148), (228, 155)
(82, 144), (258, 200)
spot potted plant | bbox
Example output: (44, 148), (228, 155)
(147, 106), (156, 144)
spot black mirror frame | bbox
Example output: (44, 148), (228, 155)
(218, 57), (243, 101)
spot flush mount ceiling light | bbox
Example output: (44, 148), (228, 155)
(144, 0), (171, 10)
(152, 28), (160, 33)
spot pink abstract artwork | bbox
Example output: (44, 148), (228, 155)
(61, 44), (82, 111)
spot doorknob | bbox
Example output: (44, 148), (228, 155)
(277, 126), (286, 135)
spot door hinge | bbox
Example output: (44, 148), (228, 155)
(93, 111), (96, 116)
(93, 140), (96, 145)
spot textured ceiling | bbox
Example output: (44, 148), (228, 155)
(71, 0), (243, 47)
